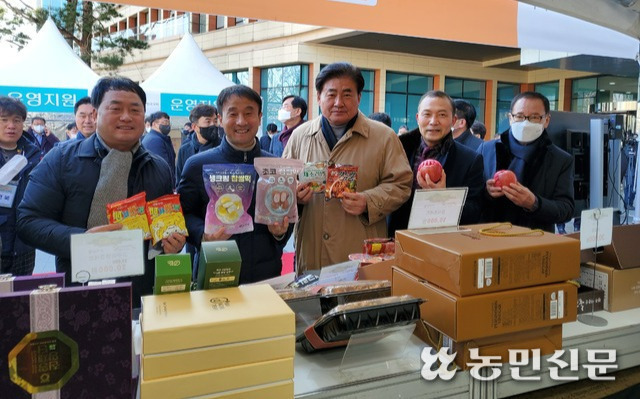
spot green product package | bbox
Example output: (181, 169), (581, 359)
(154, 254), (192, 295)
(197, 241), (242, 290)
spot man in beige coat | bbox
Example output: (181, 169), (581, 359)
(283, 62), (413, 273)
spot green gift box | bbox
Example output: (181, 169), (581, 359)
(154, 254), (192, 295)
(197, 241), (242, 290)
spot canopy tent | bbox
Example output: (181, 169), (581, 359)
(140, 33), (234, 116)
(0, 18), (100, 114)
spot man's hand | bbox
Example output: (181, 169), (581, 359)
(162, 232), (186, 254)
(485, 179), (504, 198)
(203, 226), (232, 242)
(296, 182), (313, 204)
(502, 182), (537, 210)
(86, 223), (122, 233)
(341, 192), (367, 216)
(268, 216), (290, 238)
(417, 169), (447, 189)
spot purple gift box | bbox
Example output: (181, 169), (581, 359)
(0, 273), (65, 294)
(0, 283), (132, 398)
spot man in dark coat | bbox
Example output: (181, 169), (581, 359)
(23, 116), (59, 159)
(388, 90), (484, 236)
(452, 99), (483, 150)
(260, 123), (277, 152)
(175, 104), (221, 186)
(269, 95), (307, 157)
(0, 96), (40, 275)
(477, 91), (574, 233)
(142, 111), (177, 185)
(178, 85), (291, 283)
(17, 77), (185, 307)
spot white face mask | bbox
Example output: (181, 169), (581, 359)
(33, 125), (45, 134)
(510, 120), (544, 143)
(145, 126), (151, 133)
(277, 109), (291, 123)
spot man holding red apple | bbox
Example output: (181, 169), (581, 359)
(477, 91), (574, 232)
(388, 90), (485, 235)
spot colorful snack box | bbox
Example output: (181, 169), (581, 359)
(146, 194), (188, 245)
(254, 157), (304, 225)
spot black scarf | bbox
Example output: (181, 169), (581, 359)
(499, 130), (551, 186)
(412, 132), (454, 188)
(320, 114), (358, 151)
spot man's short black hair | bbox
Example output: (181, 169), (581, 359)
(453, 99), (476, 129)
(216, 85), (262, 115)
(149, 111), (170, 125)
(510, 91), (550, 115)
(282, 95), (308, 120)
(266, 123), (278, 133)
(189, 104), (218, 123)
(315, 62), (365, 95)
(0, 96), (27, 120)
(31, 116), (46, 124)
(368, 112), (392, 128)
(74, 96), (92, 115)
(66, 122), (77, 130)
(471, 121), (486, 139)
(183, 122), (192, 129)
(91, 76), (146, 111)
(419, 90), (456, 115)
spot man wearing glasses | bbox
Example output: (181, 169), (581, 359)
(477, 91), (574, 232)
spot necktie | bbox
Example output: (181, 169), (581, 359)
(86, 149), (133, 228)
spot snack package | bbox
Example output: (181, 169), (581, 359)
(106, 192), (151, 240)
(363, 238), (395, 256)
(203, 164), (255, 235)
(299, 161), (327, 193)
(325, 164), (358, 200)
(254, 157), (304, 225)
(146, 194), (189, 245)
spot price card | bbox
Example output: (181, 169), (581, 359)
(71, 229), (144, 282)
(579, 208), (613, 250)
(407, 188), (467, 230)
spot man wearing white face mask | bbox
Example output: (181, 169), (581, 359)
(269, 95), (307, 157)
(25, 116), (59, 160)
(477, 91), (574, 232)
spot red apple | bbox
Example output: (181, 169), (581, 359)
(493, 170), (517, 188)
(418, 159), (443, 183)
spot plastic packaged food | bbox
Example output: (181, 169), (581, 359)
(254, 157), (303, 225)
(276, 288), (319, 302)
(299, 161), (327, 193)
(146, 194), (189, 245)
(106, 192), (151, 240)
(319, 280), (391, 313)
(203, 164), (255, 235)
(296, 295), (423, 352)
(363, 238), (395, 256)
(325, 164), (358, 200)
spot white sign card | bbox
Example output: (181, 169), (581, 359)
(318, 260), (359, 284)
(579, 208), (613, 250)
(407, 188), (467, 230)
(71, 229), (145, 282)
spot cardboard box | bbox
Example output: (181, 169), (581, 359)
(579, 263), (640, 312)
(415, 321), (562, 370)
(197, 241), (242, 290)
(569, 224), (640, 269)
(141, 335), (294, 380)
(185, 380), (293, 399)
(392, 267), (577, 341)
(0, 283), (132, 398)
(141, 284), (294, 354)
(0, 273), (65, 294)
(577, 286), (605, 314)
(154, 254), (192, 295)
(357, 258), (394, 281)
(395, 224), (580, 296)
(140, 358), (293, 399)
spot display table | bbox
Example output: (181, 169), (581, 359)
(294, 308), (640, 398)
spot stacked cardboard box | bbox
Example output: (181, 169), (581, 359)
(574, 224), (640, 312)
(392, 224), (580, 369)
(140, 284), (295, 398)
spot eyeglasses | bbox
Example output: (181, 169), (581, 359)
(510, 114), (546, 123)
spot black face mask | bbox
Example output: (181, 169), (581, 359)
(199, 126), (218, 142)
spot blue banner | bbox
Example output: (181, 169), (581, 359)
(160, 93), (218, 117)
(0, 86), (88, 113)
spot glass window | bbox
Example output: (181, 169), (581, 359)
(534, 81), (559, 111)
(571, 77), (597, 113)
(445, 77), (486, 124)
(260, 65), (309, 132)
(224, 70), (249, 86)
(359, 69), (375, 116)
(384, 71), (433, 132)
(216, 15), (225, 29)
(496, 82), (520, 134)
